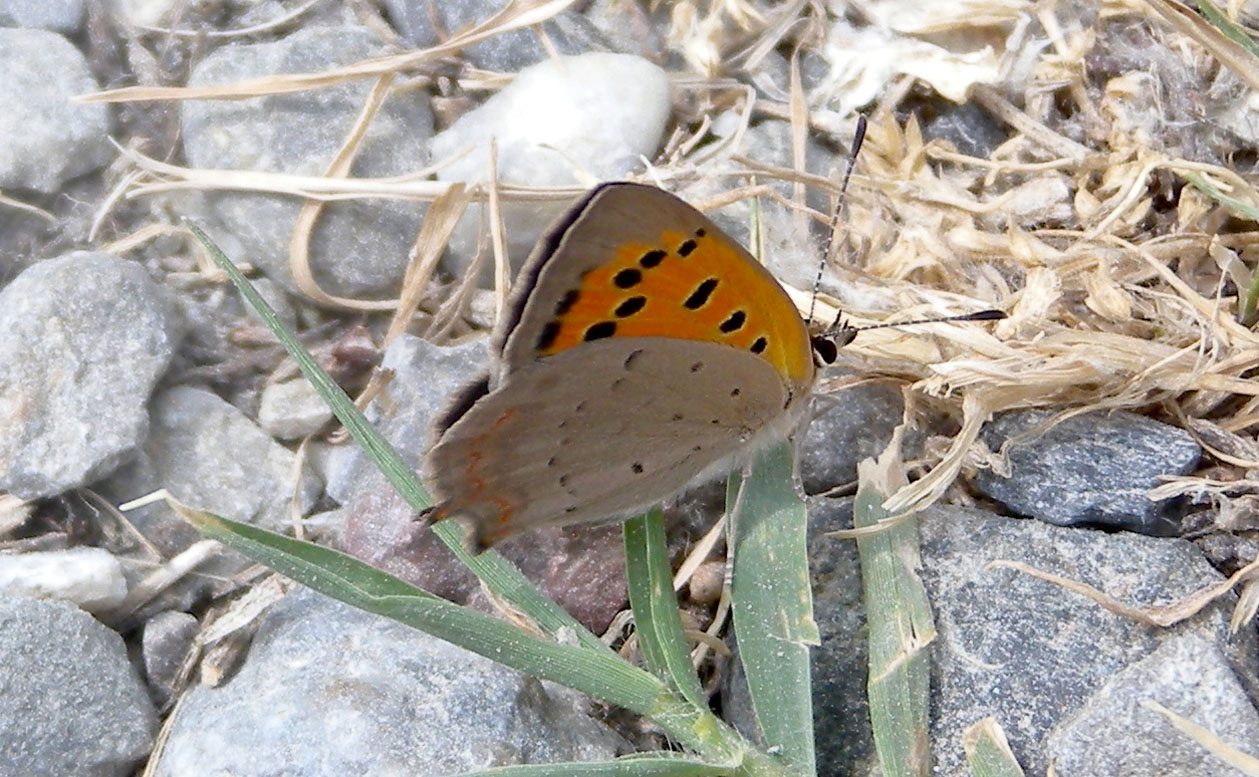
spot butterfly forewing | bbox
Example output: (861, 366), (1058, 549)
(498, 183), (815, 396)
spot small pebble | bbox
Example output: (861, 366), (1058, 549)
(973, 408), (1202, 535)
(0, 28), (110, 192)
(0, 0), (84, 32)
(0, 597), (156, 777)
(142, 611), (200, 707)
(382, 0), (598, 71)
(688, 560), (725, 606)
(0, 547), (127, 612)
(97, 385), (321, 613)
(257, 378), (333, 440)
(0, 252), (181, 499)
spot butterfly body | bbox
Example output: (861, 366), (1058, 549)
(424, 183), (818, 550)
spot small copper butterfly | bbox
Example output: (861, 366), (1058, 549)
(420, 182), (846, 550)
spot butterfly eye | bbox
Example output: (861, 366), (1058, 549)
(810, 335), (838, 365)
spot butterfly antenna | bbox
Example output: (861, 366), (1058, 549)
(807, 114), (868, 328)
(851, 309), (1007, 334)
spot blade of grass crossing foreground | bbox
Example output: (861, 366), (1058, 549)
(854, 462), (933, 777)
(187, 224), (610, 655)
(189, 226), (425, 510)
(729, 442), (818, 777)
(624, 510), (709, 709)
(177, 508), (776, 771)
(176, 505), (662, 713)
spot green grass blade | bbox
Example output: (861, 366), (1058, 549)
(1193, 0), (1259, 59)
(435, 752), (740, 777)
(728, 441), (818, 777)
(854, 459), (933, 777)
(187, 226), (428, 511)
(963, 718), (1026, 777)
(176, 501), (774, 766)
(178, 504), (662, 711)
(623, 510), (708, 709)
(186, 223), (611, 655)
(1181, 171), (1259, 323)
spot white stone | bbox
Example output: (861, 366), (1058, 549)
(0, 547), (127, 612)
(257, 378), (333, 440)
(431, 53), (671, 279)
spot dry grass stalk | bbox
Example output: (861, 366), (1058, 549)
(1143, 700), (1259, 776)
(80, 0), (582, 103)
(85, 1), (1259, 548)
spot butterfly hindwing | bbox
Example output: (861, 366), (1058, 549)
(424, 337), (794, 548)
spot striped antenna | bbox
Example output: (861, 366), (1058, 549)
(806, 114), (868, 328)
(812, 309), (1006, 364)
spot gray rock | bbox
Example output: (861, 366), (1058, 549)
(141, 610), (199, 708)
(325, 334), (488, 505)
(0, 547), (127, 612)
(383, 0), (602, 71)
(181, 26), (434, 299)
(583, 0), (667, 59)
(326, 335), (486, 602)
(100, 386), (320, 606)
(1047, 632), (1259, 777)
(0, 28), (111, 192)
(0, 0), (83, 32)
(257, 377), (333, 439)
(0, 252), (181, 499)
(152, 588), (624, 776)
(0, 596), (156, 777)
(920, 505), (1254, 776)
(922, 101), (1009, 159)
(799, 378), (903, 494)
(111, 0), (178, 27)
(974, 408), (1202, 535)
(432, 53), (670, 279)
(730, 501), (1257, 776)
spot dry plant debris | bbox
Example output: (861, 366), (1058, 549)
(80, 1), (1259, 592)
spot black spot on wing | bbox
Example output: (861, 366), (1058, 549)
(640, 249), (666, 268)
(555, 289), (580, 316)
(684, 278), (719, 309)
(614, 268), (642, 288)
(615, 296), (647, 317)
(584, 321), (617, 340)
(537, 320), (561, 350)
(719, 310), (746, 333)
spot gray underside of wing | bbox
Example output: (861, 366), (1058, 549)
(424, 337), (791, 540)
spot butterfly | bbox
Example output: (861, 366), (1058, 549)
(418, 182), (852, 551)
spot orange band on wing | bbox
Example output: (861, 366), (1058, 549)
(531, 227), (812, 385)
